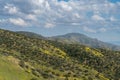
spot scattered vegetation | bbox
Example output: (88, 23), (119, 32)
(0, 29), (119, 80)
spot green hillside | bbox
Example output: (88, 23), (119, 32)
(0, 29), (119, 80)
(0, 54), (37, 80)
(49, 41), (120, 80)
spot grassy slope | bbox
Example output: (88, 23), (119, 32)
(0, 54), (36, 80)
(0, 53), (108, 80)
(0, 29), (109, 80)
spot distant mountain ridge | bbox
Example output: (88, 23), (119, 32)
(49, 33), (120, 51)
(16, 31), (120, 51)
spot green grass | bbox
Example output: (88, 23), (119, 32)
(0, 54), (36, 80)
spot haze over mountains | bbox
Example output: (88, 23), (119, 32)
(108, 41), (120, 46)
(17, 31), (120, 51)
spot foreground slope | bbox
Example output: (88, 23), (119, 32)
(0, 54), (36, 80)
(0, 29), (109, 80)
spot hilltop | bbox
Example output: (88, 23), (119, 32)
(49, 33), (120, 51)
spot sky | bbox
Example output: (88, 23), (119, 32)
(0, 0), (120, 44)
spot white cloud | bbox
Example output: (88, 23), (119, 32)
(0, 0), (120, 31)
(45, 23), (55, 28)
(59, 1), (72, 11)
(110, 16), (117, 21)
(83, 26), (97, 33)
(83, 27), (107, 33)
(73, 13), (81, 18)
(31, 0), (44, 6)
(71, 23), (80, 25)
(26, 14), (37, 21)
(4, 4), (19, 14)
(92, 15), (105, 21)
(9, 18), (28, 26)
(99, 28), (106, 32)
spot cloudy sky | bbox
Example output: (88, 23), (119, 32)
(0, 0), (120, 44)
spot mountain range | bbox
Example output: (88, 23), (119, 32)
(0, 28), (120, 80)
(17, 31), (120, 51)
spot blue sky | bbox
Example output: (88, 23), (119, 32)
(108, 0), (120, 3)
(0, 0), (120, 44)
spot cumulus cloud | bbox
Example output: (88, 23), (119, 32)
(92, 15), (105, 21)
(83, 26), (97, 33)
(45, 23), (55, 28)
(110, 16), (117, 21)
(9, 18), (28, 26)
(4, 4), (19, 14)
(59, 1), (72, 11)
(0, 0), (120, 32)
(26, 14), (37, 21)
(83, 27), (107, 33)
(99, 28), (106, 32)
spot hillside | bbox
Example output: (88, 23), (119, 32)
(16, 30), (120, 80)
(17, 31), (120, 51)
(49, 41), (120, 80)
(0, 29), (111, 80)
(49, 33), (120, 51)
(17, 31), (45, 39)
(0, 54), (36, 80)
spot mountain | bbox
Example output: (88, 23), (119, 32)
(0, 29), (110, 80)
(49, 33), (120, 51)
(0, 29), (120, 80)
(16, 31), (120, 51)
